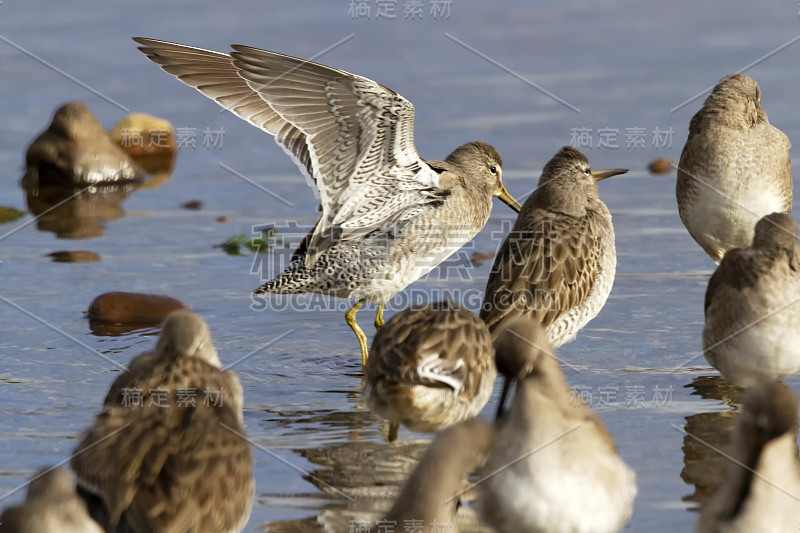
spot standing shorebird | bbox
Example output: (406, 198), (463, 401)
(364, 301), (496, 441)
(70, 311), (254, 533)
(0, 469), (104, 533)
(134, 38), (521, 366)
(480, 146), (625, 343)
(676, 73), (792, 264)
(478, 317), (636, 533)
(697, 382), (800, 532)
(702, 213), (800, 387)
(385, 418), (495, 531)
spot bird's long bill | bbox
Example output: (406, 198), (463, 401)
(495, 376), (513, 419)
(497, 186), (522, 212)
(591, 168), (628, 181)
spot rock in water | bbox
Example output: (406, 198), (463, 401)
(647, 158), (675, 175)
(109, 113), (176, 175)
(87, 292), (188, 325)
(24, 102), (141, 187)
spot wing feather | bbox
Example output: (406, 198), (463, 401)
(134, 38), (318, 189)
(135, 38), (442, 267)
(480, 211), (602, 336)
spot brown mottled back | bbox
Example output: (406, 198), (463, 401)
(70, 311), (253, 533)
(366, 301), (493, 399)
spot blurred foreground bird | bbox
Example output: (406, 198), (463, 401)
(697, 382), (800, 532)
(384, 418), (494, 531)
(478, 317), (636, 533)
(0, 469), (103, 533)
(70, 310), (254, 533)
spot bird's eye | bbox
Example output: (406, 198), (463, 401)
(584, 168), (591, 175)
(489, 166), (497, 175)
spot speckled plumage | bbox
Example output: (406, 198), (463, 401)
(702, 213), (800, 387)
(697, 382), (800, 533)
(70, 311), (254, 533)
(480, 146), (623, 347)
(478, 318), (636, 533)
(677, 74), (792, 264)
(364, 302), (496, 434)
(133, 38), (520, 363)
(0, 469), (104, 533)
(255, 148), (500, 304)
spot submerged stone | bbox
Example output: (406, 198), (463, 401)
(87, 291), (188, 325)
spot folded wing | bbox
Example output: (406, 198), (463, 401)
(481, 212), (601, 334)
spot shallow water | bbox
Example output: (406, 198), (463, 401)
(2, 1), (800, 531)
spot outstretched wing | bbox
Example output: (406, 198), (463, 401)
(134, 38), (444, 266)
(133, 38), (316, 184)
(480, 211), (602, 337)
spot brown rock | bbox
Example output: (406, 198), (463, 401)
(47, 251), (100, 263)
(648, 158), (676, 175)
(25, 102), (141, 187)
(216, 215), (229, 223)
(87, 292), (188, 325)
(109, 113), (176, 175)
(470, 251), (495, 266)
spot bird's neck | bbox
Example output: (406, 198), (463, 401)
(715, 431), (798, 522)
(529, 182), (589, 218)
(386, 421), (492, 525)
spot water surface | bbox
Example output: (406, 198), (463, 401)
(2, 1), (800, 531)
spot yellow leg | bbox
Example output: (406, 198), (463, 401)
(374, 303), (385, 330)
(345, 299), (369, 367)
(387, 422), (399, 442)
